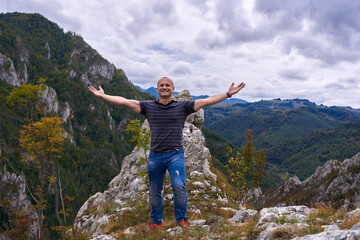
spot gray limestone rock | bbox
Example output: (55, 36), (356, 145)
(0, 52), (20, 86)
(229, 209), (257, 226)
(256, 206), (311, 230)
(291, 230), (360, 240)
(39, 86), (59, 115)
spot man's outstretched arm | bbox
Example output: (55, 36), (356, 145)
(194, 82), (245, 111)
(88, 86), (141, 114)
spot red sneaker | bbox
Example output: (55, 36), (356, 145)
(146, 222), (166, 232)
(178, 218), (191, 230)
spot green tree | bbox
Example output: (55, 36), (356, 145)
(227, 129), (267, 200)
(6, 81), (46, 122)
(126, 119), (151, 180)
(19, 116), (67, 239)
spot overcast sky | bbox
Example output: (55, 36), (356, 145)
(2, 0), (360, 108)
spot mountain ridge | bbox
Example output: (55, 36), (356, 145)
(0, 12), (155, 235)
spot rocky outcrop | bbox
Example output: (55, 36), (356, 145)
(68, 39), (116, 88)
(0, 36), (30, 86)
(250, 153), (360, 210)
(37, 86), (73, 124)
(39, 86), (59, 115)
(0, 52), (21, 86)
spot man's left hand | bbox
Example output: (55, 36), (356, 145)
(228, 82), (246, 97)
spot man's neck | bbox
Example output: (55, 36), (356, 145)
(158, 96), (173, 105)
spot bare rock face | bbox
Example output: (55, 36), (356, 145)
(0, 52), (21, 86)
(0, 37), (30, 86)
(74, 90), (227, 237)
(249, 153), (360, 210)
(68, 39), (116, 88)
(38, 86), (59, 115)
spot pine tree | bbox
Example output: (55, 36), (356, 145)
(227, 129), (267, 200)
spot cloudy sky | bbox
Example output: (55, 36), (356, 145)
(2, 0), (360, 108)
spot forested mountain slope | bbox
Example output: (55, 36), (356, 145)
(204, 102), (360, 149)
(0, 12), (154, 233)
(267, 121), (360, 180)
(204, 101), (360, 181)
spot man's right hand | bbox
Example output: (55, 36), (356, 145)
(88, 86), (105, 98)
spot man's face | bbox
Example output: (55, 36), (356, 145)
(157, 78), (175, 98)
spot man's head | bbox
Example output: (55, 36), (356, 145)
(157, 77), (175, 99)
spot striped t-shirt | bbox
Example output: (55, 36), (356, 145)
(139, 100), (196, 152)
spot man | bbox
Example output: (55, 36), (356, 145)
(88, 77), (245, 231)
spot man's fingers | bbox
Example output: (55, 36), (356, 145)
(237, 82), (245, 89)
(88, 86), (102, 93)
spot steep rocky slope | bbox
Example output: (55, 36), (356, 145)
(250, 153), (360, 210)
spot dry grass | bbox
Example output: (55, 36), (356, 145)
(309, 202), (336, 225)
(296, 223), (323, 237)
(341, 211), (360, 229)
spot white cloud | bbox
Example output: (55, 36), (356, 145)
(169, 61), (193, 76)
(1, 0), (360, 107)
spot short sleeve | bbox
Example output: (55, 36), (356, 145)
(139, 101), (147, 116)
(184, 100), (196, 115)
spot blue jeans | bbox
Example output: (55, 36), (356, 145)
(148, 149), (187, 224)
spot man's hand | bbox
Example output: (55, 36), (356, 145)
(88, 86), (105, 98)
(228, 82), (246, 97)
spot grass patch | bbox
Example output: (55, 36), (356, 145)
(272, 228), (295, 239)
(103, 202), (151, 234)
(308, 203), (336, 225)
(297, 223), (323, 237)
(340, 210), (360, 229)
